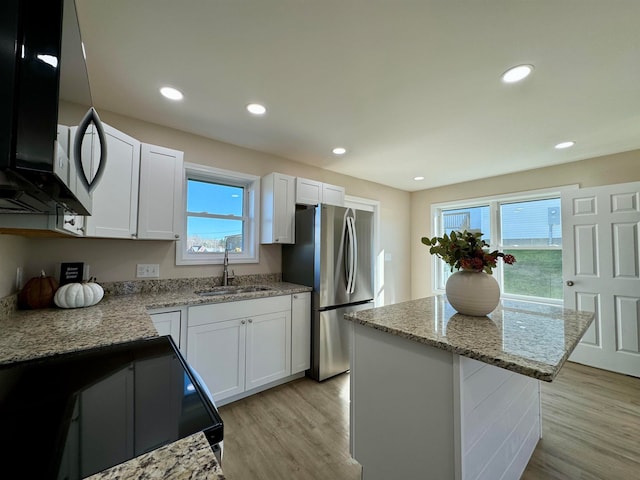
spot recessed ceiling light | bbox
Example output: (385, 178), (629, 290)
(501, 64), (534, 83)
(332, 147), (347, 155)
(246, 103), (267, 115)
(554, 141), (575, 149)
(414, 176), (425, 181)
(160, 86), (183, 101)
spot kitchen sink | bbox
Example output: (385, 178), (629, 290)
(195, 285), (272, 296)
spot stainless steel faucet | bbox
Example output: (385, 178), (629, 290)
(222, 237), (235, 286)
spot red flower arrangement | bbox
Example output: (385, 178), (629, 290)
(421, 230), (516, 274)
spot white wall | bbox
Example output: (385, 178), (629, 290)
(0, 235), (29, 297)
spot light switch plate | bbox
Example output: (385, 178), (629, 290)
(136, 264), (160, 278)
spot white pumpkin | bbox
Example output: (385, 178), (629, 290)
(54, 282), (104, 309)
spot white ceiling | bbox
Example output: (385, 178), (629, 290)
(76, 0), (640, 192)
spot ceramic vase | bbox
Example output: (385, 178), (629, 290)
(445, 270), (500, 316)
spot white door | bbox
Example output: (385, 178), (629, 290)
(562, 181), (640, 377)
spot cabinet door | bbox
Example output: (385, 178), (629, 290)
(149, 311), (181, 348)
(261, 172), (295, 244)
(187, 319), (246, 403)
(245, 310), (292, 390)
(322, 183), (345, 207)
(85, 124), (140, 238)
(291, 292), (311, 374)
(137, 144), (184, 240)
(296, 177), (323, 205)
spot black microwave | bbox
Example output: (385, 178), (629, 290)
(0, 0), (106, 216)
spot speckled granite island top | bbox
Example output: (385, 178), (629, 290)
(345, 295), (594, 382)
(0, 280), (311, 366)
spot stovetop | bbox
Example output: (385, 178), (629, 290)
(0, 335), (223, 479)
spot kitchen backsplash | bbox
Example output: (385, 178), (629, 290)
(99, 273), (282, 296)
(0, 273), (283, 320)
(0, 294), (17, 320)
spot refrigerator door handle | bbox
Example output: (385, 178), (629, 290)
(346, 216), (356, 294)
(350, 216), (358, 293)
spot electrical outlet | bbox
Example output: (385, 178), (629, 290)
(136, 264), (160, 278)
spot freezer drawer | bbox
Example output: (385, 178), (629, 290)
(312, 302), (372, 381)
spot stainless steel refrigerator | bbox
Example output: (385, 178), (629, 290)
(282, 204), (374, 381)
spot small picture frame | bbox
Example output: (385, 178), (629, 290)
(60, 262), (84, 286)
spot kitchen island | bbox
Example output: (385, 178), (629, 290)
(345, 295), (594, 480)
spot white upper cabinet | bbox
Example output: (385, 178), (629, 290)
(261, 172), (295, 244)
(295, 177), (345, 206)
(296, 177), (323, 205)
(137, 144), (184, 240)
(321, 183), (346, 207)
(84, 124), (140, 238)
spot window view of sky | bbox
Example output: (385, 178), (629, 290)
(186, 180), (244, 252)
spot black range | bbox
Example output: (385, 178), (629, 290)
(0, 335), (223, 478)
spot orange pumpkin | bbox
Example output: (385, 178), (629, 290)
(18, 270), (59, 309)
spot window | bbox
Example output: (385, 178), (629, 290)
(176, 163), (260, 265)
(432, 188), (568, 303)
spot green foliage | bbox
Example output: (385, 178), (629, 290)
(421, 230), (516, 274)
(503, 249), (563, 299)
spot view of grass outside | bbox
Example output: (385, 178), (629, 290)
(503, 249), (563, 299)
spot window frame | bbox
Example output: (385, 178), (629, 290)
(175, 163), (260, 265)
(430, 185), (578, 305)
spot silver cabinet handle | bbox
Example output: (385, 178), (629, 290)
(248, 319), (253, 323)
(174, 234), (180, 239)
(566, 280), (574, 286)
(241, 320), (246, 325)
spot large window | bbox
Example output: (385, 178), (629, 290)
(176, 163), (259, 265)
(432, 190), (564, 303)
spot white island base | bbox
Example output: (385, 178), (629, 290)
(349, 322), (541, 480)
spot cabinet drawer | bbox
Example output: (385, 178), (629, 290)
(188, 295), (291, 327)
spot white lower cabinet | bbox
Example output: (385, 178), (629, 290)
(291, 292), (311, 374)
(148, 307), (185, 354)
(188, 318), (247, 401)
(149, 311), (181, 346)
(187, 295), (293, 404)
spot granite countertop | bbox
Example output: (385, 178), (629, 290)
(0, 280), (311, 366)
(0, 277), (310, 479)
(85, 433), (225, 480)
(345, 295), (594, 382)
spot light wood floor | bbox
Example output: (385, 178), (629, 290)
(218, 362), (639, 479)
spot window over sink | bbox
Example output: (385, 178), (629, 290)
(176, 163), (259, 265)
